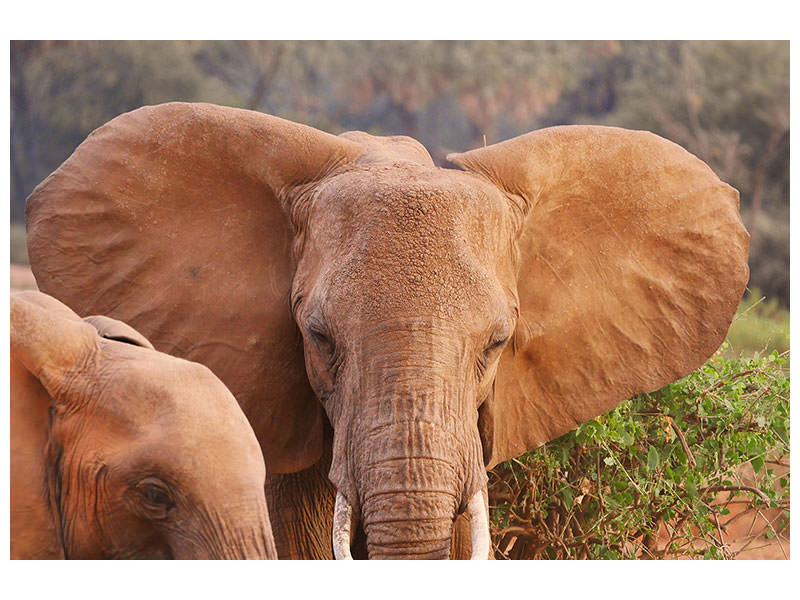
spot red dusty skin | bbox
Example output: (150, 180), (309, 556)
(170, 503), (277, 560)
(351, 419), (483, 560)
(360, 464), (459, 559)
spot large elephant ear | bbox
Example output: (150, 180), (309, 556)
(448, 125), (749, 468)
(26, 102), (365, 473)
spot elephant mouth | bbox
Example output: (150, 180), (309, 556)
(331, 488), (491, 560)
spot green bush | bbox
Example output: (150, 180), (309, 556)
(489, 348), (790, 559)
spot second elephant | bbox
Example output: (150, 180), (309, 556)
(10, 291), (277, 559)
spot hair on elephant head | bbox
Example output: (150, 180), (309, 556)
(26, 103), (749, 559)
(10, 291), (277, 559)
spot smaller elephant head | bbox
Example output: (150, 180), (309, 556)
(10, 291), (276, 559)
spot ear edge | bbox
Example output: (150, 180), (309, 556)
(25, 103), (355, 475)
(83, 315), (155, 350)
(9, 358), (67, 558)
(11, 293), (99, 395)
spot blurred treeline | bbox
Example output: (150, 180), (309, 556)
(10, 40), (789, 305)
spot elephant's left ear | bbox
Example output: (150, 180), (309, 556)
(449, 126), (750, 468)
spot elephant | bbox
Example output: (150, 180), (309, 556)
(25, 102), (749, 559)
(10, 290), (277, 559)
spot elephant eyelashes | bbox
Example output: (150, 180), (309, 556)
(135, 478), (175, 519)
(310, 328), (330, 347)
(308, 327), (335, 358)
(483, 336), (509, 357)
(476, 335), (509, 379)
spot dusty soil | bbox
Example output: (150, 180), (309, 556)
(652, 458), (790, 560)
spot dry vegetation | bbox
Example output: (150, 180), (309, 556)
(488, 350), (790, 560)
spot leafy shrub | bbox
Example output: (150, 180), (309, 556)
(488, 347), (790, 559)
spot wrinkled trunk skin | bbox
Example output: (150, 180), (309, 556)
(327, 331), (487, 559)
(352, 420), (482, 560)
(172, 506), (277, 559)
(361, 471), (457, 559)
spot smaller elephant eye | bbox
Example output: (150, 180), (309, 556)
(137, 478), (173, 508)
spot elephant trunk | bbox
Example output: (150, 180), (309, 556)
(328, 346), (490, 559)
(335, 485), (491, 560)
(362, 487), (456, 559)
(350, 420), (480, 560)
(359, 450), (459, 560)
(174, 506), (277, 559)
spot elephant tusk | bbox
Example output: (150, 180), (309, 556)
(466, 489), (492, 560)
(332, 491), (355, 560)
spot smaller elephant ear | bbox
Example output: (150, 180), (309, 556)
(11, 291), (98, 391)
(83, 315), (155, 350)
(449, 126), (749, 468)
(10, 291), (87, 558)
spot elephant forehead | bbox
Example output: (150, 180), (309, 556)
(97, 351), (233, 427)
(300, 166), (517, 325)
(326, 248), (502, 324)
(315, 164), (511, 243)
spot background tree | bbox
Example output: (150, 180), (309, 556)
(10, 40), (789, 305)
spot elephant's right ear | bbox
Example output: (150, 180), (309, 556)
(27, 102), (365, 474)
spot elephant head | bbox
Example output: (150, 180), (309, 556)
(26, 103), (749, 559)
(10, 290), (276, 559)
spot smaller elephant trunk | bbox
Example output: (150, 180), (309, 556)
(173, 504), (278, 559)
(185, 527), (276, 560)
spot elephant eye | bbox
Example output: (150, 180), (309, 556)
(136, 478), (174, 513)
(308, 326), (334, 354)
(143, 485), (169, 505)
(483, 336), (509, 357)
(310, 328), (330, 345)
